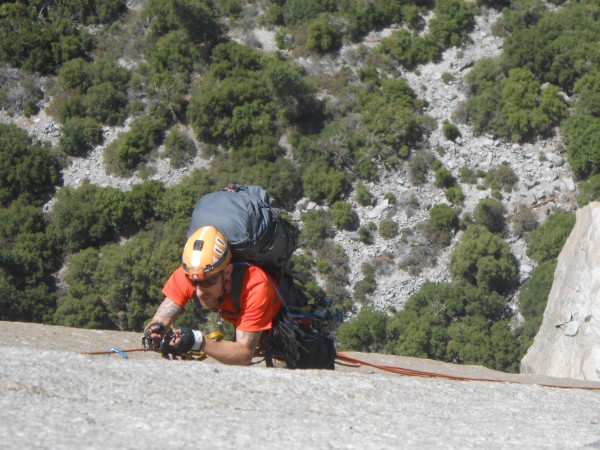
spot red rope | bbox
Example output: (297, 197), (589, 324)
(80, 348), (148, 355)
(335, 352), (600, 391)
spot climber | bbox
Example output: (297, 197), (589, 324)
(143, 225), (335, 368)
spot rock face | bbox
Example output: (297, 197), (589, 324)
(2, 321), (600, 449)
(521, 202), (600, 381)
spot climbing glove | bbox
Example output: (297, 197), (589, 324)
(173, 327), (204, 354)
(142, 322), (165, 351)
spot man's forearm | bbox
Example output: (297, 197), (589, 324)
(203, 330), (261, 366)
(148, 298), (183, 329)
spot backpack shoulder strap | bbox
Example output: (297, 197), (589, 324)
(230, 262), (288, 314)
(230, 263), (247, 313)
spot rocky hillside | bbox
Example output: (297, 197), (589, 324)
(0, 5), (577, 314)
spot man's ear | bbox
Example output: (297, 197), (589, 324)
(224, 264), (234, 277)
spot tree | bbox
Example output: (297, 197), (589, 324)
(300, 210), (333, 250)
(0, 124), (62, 207)
(577, 174), (600, 207)
(307, 17), (342, 53)
(563, 114), (600, 180)
(426, 204), (459, 245)
(0, 2), (92, 74)
(188, 42), (318, 150)
(519, 260), (557, 353)
(329, 201), (359, 231)
(337, 307), (389, 353)
(47, 182), (126, 253)
(143, 0), (221, 49)
(473, 197), (506, 234)
(450, 225), (518, 294)
(104, 115), (164, 175)
(59, 117), (103, 157)
(378, 218), (399, 239)
(55, 221), (188, 331)
(526, 209), (575, 264)
(442, 120), (461, 142)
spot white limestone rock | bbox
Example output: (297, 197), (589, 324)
(521, 202), (600, 381)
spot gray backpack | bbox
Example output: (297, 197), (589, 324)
(187, 184), (307, 309)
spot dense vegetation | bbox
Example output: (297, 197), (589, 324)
(1, 0), (596, 373)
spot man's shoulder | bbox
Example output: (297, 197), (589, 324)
(237, 264), (276, 285)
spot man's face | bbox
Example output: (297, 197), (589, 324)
(193, 265), (232, 310)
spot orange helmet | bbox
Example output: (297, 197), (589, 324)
(182, 226), (231, 280)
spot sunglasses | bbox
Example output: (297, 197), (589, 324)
(190, 272), (222, 288)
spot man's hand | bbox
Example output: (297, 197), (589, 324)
(169, 328), (204, 354)
(142, 322), (166, 351)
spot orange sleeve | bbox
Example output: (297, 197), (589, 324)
(235, 267), (281, 332)
(162, 266), (195, 307)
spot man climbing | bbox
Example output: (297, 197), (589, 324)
(143, 225), (335, 368)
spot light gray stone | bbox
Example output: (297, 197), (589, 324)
(521, 202), (600, 381)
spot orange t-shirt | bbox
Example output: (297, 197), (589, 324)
(162, 265), (281, 332)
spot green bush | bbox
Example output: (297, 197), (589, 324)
(426, 204), (459, 245)
(54, 58), (131, 126)
(188, 42), (319, 149)
(318, 240), (351, 306)
(104, 115), (164, 175)
(485, 162), (518, 192)
(57, 57), (93, 93)
(337, 307), (389, 353)
(353, 275), (377, 303)
(385, 281), (519, 372)
(519, 260), (557, 353)
(442, 120), (461, 142)
(163, 128), (197, 168)
(0, 199), (62, 322)
(0, 3), (93, 74)
(300, 210), (334, 250)
(47, 182), (132, 253)
(434, 167), (456, 189)
(445, 185), (464, 205)
(143, 0), (221, 48)
(378, 218), (399, 239)
(59, 117), (104, 157)
(358, 78), (425, 166)
(408, 151), (435, 185)
(449, 224), (518, 294)
(526, 209), (575, 264)
(84, 81), (130, 126)
(281, 0), (324, 26)
(307, 17), (342, 53)
(377, 0), (474, 70)
(355, 182), (374, 206)
(473, 197), (506, 234)
(144, 30), (200, 75)
(357, 226), (374, 245)
(562, 114), (600, 180)
(0, 124), (62, 207)
(329, 201), (359, 231)
(383, 192), (397, 205)
(303, 166), (351, 205)
(577, 174), (600, 207)
(458, 166), (478, 184)
(512, 204), (538, 237)
(55, 221), (185, 331)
